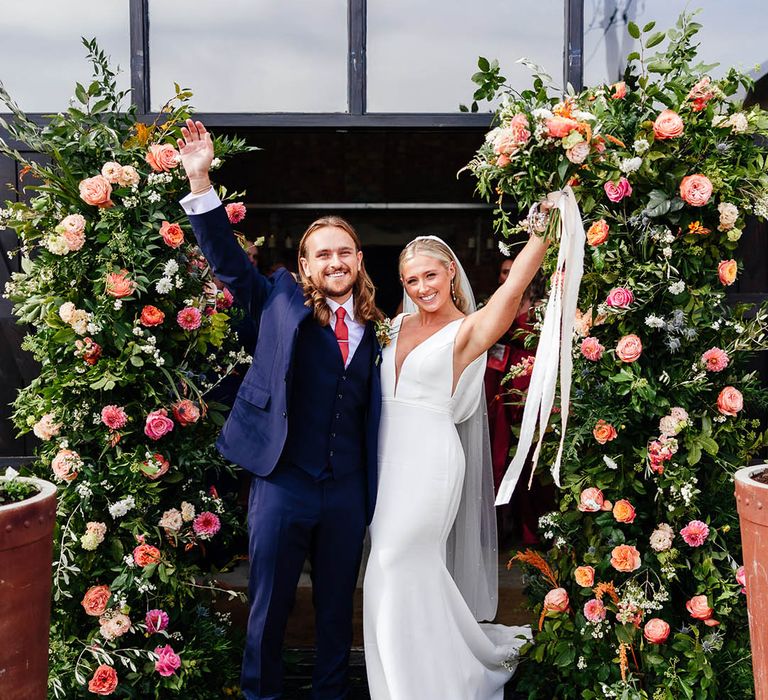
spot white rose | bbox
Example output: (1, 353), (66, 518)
(717, 202), (739, 231)
(566, 141), (590, 164)
(59, 301), (76, 323)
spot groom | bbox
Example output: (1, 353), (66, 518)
(177, 120), (382, 700)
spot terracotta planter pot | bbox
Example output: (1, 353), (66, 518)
(0, 477), (57, 700)
(735, 465), (768, 700)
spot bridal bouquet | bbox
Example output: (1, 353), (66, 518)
(466, 13), (768, 699)
(1, 41), (254, 698)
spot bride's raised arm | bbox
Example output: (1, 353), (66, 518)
(455, 231), (549, 369)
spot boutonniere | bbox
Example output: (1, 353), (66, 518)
(374, 318), (394, 348)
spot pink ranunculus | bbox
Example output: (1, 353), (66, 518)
(603, 177), (632, 203)
(154, 644), (182, 677)
(717, 386), (743, 416)
(583, 598), (606, 623)
(680, 520), (710, 547)
(679, 174), (713, 207)
(79, 175), (114, 208)
(225, 202), (247, 224)
(653, 109), (685, 140)
(574, 565), (595, 588)
(701, 347), (729, 372)
(177, 307), (202, 331)
(193, 511), (221, 539)
(644, 618), (671, 644)
(101, 405), (128, 430)
(616, 334), (642, 363)
(144, 408), (175, 440)
(606, 287), (634, 308)
(577, 487), (605, 513)
(610, 544), (641, 572)
(105, 269), (136, 298)
(145, 144), (180, 173)
(581, 336), (604, 361)
(546, 116), (580, 139)
(718, 259), (738, 286)
(736, 565), (747, 594)
(543, 587), (570, 613)
(687, 594), (714, 621)
(145, 608), (169, 634)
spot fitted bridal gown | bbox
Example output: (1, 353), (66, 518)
(364, 315), (531, 700)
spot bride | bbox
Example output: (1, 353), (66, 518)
(364, 232), (548, 699)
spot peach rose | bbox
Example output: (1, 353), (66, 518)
(653, 109), (684, 140)
(578, 487), (605, 512)
(133, 543), (162, 567)
(581, 336), (604, 361)
(140, 305), (165, 327)
(118, 165), (140, 187)
(679, 174), (713, 207)
(543, 587), (570, 613)
(718, 259), (737, 286)
(51, 448), (80, 482)
(62, 228), (85, 252)
(105, 269), (136, 298)
(145, 143), (180, 172)
(610, 544), (641, 572)
(686, 594), (714, 620)
(79, 175), (114, 208)
(717, 386), (743, 416)
(574, 565), (595, 588)
(593, 419), (617, 445)
(616, 334), (642, 363)
(546, 116), (581, 139)
(88, 664), (118, 696)
(613, 499), (636, 524)
(159, 221), (184, 249)
(603, 177), (632, 203)
(610, 81), (627, 99)
(101, 161), (124, 184)
(586, 219), (609, 246)
(81, 584), (111, 616)
(644, 618), (671, 644)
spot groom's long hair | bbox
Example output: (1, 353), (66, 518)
(298, 215), (384, 327)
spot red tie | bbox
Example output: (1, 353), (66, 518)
(335, 307), (349, 365)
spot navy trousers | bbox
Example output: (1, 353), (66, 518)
(241, 463), (367, 700)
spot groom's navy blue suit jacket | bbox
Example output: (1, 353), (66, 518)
(188, 205), (381, 520)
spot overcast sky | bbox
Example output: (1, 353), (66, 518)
(0, 1), (765, 113)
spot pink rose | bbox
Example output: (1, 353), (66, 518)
(546, 116), (580, 139)
(717, 386), (743, 416)
(616, 334), (642, 363)
(543, 587), (570, 613)
(146, 609), (169, 634)
(51, 449), (80, 482)
(687, 595), (715, 621)
(718, 259), (738, 286)
(105, 269), (136, 298)
(701, 347), (729, 372)
(154, 644), (182, 677)
(144, 408), (175, 440)
(680, 520), (710, 547)
(79, 175), (114, 208)
(193, 511), (221, 539)
(644, 618), (671, 644)
(574, 566), (595, 588)
(225, 202), (247, 224)
(581, 336), (604, 361)
(145, 144), (180, 173)
(583, 598), (606, 623)
(653, 109), (684, 140)
(736, 565), (746, 594)
(679, 174), (713, 207)
(101, 405), (128, 430)
(603, 177), (632, 203)
(577, 487), (605, 512)
(610, 544), (641, 572)
(88, 664), (118, 696)
(177, 306), (202, 331)
(606, 287), (634, 308)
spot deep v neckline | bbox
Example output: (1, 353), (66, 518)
(392, 315), (463, 396)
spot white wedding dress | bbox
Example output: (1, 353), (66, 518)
(364, 315), (531, 700)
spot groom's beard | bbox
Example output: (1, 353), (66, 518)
(312, 266), (357, 299)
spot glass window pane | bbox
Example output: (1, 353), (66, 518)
(367, 0), (565, 113)
(149, 0), (348, 112)
(584, 1), (768, 87)
(0, 4), (130, 112)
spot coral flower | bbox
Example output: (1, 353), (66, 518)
(701, 347), (729, 372)
(653, 109), (684, 139)
(610, 544), (641, 572)
(578, 487), (605, 512)
(586, 219), (609, 246)
(105, 269), (136, 298)
(159, 221), (185, 249)
(225, 202), (247, 224)
(581, 336), (604, 361)
(583, 598), (606, 623)
(644, 618), (671, 643)
(88, 664), (118, 695)
(717, 386), (743, 416)
(612, 499), (636, 524)
(593, 419), (617, 445)
(133, 543), (162, 567)
(679, 174), (713, 207)
(172, 399), (201, 426)
(718, 259), (737, 286)
(145, 143), (180, 172)
(140, 305), (165, 327)
(543, 587), (570, 613)
(81, 584), (111, 617)
(79, 175), (114, 208)
(616, 334), (643, 363)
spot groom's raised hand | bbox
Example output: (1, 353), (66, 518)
(177, 119), (214, 194)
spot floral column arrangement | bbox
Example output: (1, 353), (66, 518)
(466, 14), (768, 699)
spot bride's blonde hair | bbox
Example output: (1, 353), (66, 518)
(398, 237), (470, 314)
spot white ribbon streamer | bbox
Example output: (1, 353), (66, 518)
(495, 186), (585, 505)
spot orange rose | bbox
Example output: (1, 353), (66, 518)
(88, 664), (118, 696)
(643, 618), (671, 644)
(159, 221), (185, 249)
(610, 544), (641, 572)
(717, 386), (743, 416)
(546, 116), (581, 138)
(574, 566), (595, 587)
(586, 219), (609, 246)
(612, 499), (636, 524)
(81, 584), (111, 617)
(593, 419), (617, 444)
(679, 174), (713, 207)
(543, 587), (570, 613)
(105, 270), (136, 298)
(140, 305), (165, 327)
(616, 334), (643, 363)
(718, 259), (737, 286)
(145, 143), (180, 173)
(133, 543), (162, 567)
(653, 109), (684, 139)
(79, 175), (114, 208)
